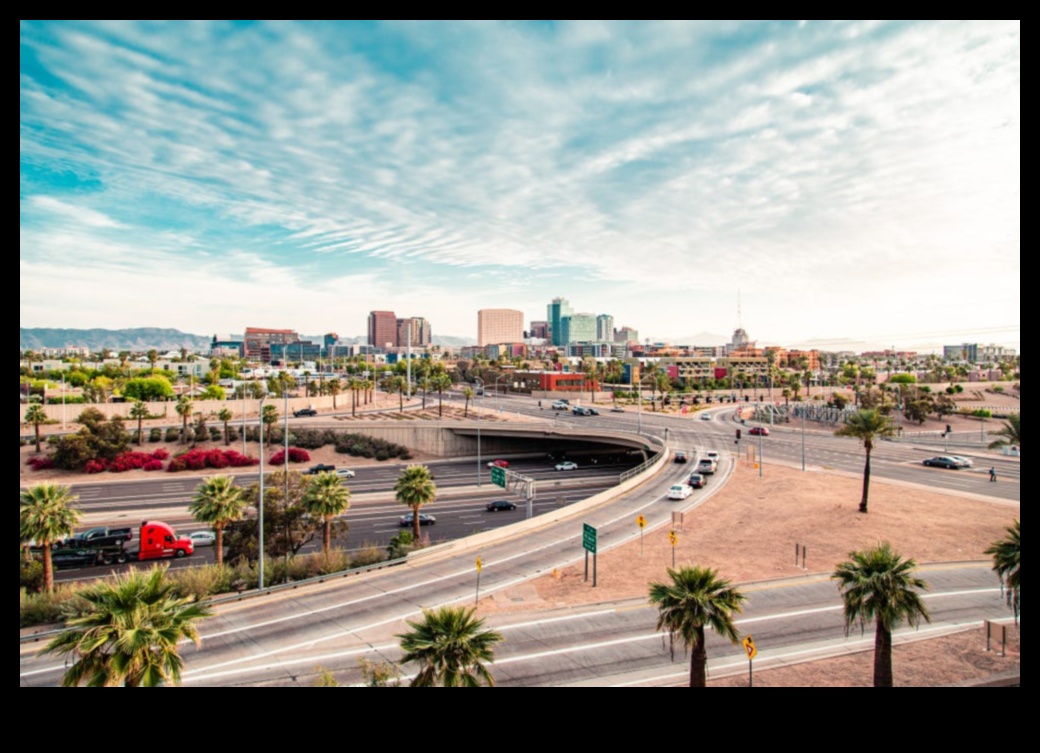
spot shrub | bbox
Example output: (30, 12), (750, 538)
(20, 558), (44, 593)
(20, 585), (86, 628)
(165, 427), (180, 442)
(269, 447), (311, 465)
(149, 427), (162, 442)
(350, 544), (386, 568)
(166, 448), (258, 472)
(226, 426), (239, 442)
(84, 459), (107, 474)
(26, 456), (55, 471)
(143, 459), (163, 471)
(152, 448), (170, 460)
(169, 563), (236, 601)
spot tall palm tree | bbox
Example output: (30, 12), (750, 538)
(147, 349), (159, 374)
(129, 399), (149, 446)
(39, 566), (211, 687)
(396, 605), (503, 687)
(327, 378), (341, 410)
(218, 407), (233, 446)
(648, 565), (746, 687)
(988, 413), (1020, 451)
(394, 464), (437, 540)
(20, 483), (81, 592)
(834, 408), (895, 513)
(303, 470), (351, 557)
(24, 401), (49, 453)
(419, 376), (431, 410)
(261, 404), (279, 447)
(433, 373), (453, 417)
(462, 386), (473, 417)
(985, 519), (1020, 623)
(175, 395), (194, 443)
(188, 475), (246, 566)
(832, 542), (930, 687)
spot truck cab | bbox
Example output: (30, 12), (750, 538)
(138, 521), (194, 561)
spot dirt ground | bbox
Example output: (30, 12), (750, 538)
(479, 460), (1020, 686)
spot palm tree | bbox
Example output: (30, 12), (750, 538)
(147, 349), (159, 374)
(419, 376), (431, 410)
(985, 519), (1020, 623)
(20, 483), (81, 592)
(175, 395), (193, 443)
(832, 542), (930, 687)
(396, 605), (503, 687)
(218, 407), (233, 446)
(834, 408), (895, 513)
(648, 565), (747, 687)
(24, 401), (49, 453)
(261, 404), (279, 447)
(433, 373), (453, 417)
(394, 464), (437, 540)
(39, 566), (211, 687)
(327, 378), (341, 410)
(988, 413), (1020, 451)
(463, 386), (474, 417)
(129, 399), (149, 446)
(303, 470), (352, 557)
(188, 475), (246, 567)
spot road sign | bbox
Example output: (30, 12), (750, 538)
(491, 465), (506, 488)
(582, 523), (597, 554)
(475, 556), (483, 574)
(636, 514), (647, 529)
(743, 635), (758, 660)
(668, 530), (678, 546)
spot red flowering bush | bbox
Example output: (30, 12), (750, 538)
(167, 449), (259, 472)
(143, 460), (164, 471)
(84, 460), (107, 474)
(26, 456), (55, 471)
(269, 447), (311, 465)
(151, 448), (170, 460)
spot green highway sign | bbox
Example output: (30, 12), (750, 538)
(491, 465), (506, 488)
(582, 523), (597, 554)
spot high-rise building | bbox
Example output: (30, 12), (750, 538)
(244, 327), (298, 363)
(560, 313), (597, 345)
(596, 314), (614, 342)
(412, 317), (432, 346)
(547, 297), (573, 346)
(528, 320), (549, 340)
(368, 311), (397, 348)
(478, 309), (524, 346)
(614, 326), (639, 343)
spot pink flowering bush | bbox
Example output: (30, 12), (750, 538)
(269, 447), (311, 465)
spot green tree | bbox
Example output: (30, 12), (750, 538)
(39, 566), (211, 686)
(188, 475), (246, 567)
(396, 605), (503, 687)
(832, 542), (930, 687)
(129, 399), (149, 446)
(123, 375), (175, 402)
(985, 519), (1020, 623)
(20, 483), (81, 592)
(834, 408), (895, 513)
(433, 372), (453, 417)
(462, 386), (473, 418)
(261, 404), (279, 447)
(175, 396), (194, 443)
(327, 378), (341, 410)
(303, 471), (352, 557)
(394, 464), (437, 540)
(648, 565), (747, 687)
(988, 413), (1020, 450)
(218, 407), (233, 446)
(147, 349), (159, 374)
(24, 400), (49, 453)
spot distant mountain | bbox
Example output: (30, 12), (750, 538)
(656, 332), (730, 347)
(433, 335), (476, 347)
(20, 327), (211, 353)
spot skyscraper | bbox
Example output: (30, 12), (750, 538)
(560, 313), (597, 344)
(368, 311), (397, 348)
(478, 309), (524, 346)
(547, 297), (572, 346)
(596, 314), (614, 342)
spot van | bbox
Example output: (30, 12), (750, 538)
(697, 458), (716, 475)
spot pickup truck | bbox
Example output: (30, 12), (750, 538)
(63, 526), (133, 549)
(304, 463), (336, 475)
(293, 408), (318, 417)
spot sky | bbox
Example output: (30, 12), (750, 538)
(20, 21), (1020, 352)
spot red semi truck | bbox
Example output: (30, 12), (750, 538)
(48, 520), (194, 568)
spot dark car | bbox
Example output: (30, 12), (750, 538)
(486, 500), (517, 512)
(673, 451), (688, 463)
(304, 463), (336, 475)
(293, 408), (318, 417)
(687, 473), (705, 488)
(748, 427), (770, 436)
(922, 456), (964, 469)
(51, 548), (102, 570)
(399, 512), (437, 527)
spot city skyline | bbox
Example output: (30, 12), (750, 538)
(20, 21), (1020, 351)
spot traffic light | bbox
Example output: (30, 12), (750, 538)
(946, 424), (952, 435)
(736, 429), (742, 441)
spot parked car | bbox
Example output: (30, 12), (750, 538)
(673, 451), (688, 463)
(399, 512), (437, 527)
(335, 468), (356, 479)
(748, 426), (770, 436)
(922, 456), (964, 469)
(552, 400), (570, 410)
(668, 484), (693, 500)
(486, 500), (517, 512)
(487, 459), (510, 468)
(555, 461), (578, 471)
(186, 530), (216, 547)
(687, 473), (705, 488)
(293, 408), (318, 417)
(697, 458), (717, 475)
(304, 463), (336, 475)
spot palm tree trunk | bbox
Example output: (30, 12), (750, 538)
(34, 423), (41, 453)
(323, 519), (332, 556)
(464, 396), (470, 417)
(43, 542), (54, 592)
(859, 448), (871, 513)
(438, 392), (443, 417)
(689, 627), (707, 687)
(224, 419), (230, 446)
(413, 504), (421, 540)
(873, 620), (893, 687)
(215, 528), (224, 567)
(351, 389), (356, 417)
(138, 418), (144, 446)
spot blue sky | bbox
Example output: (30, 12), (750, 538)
(20, 21), (1020, 351)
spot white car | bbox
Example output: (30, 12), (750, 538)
(700, 412), (712, 420)
(186, 530), (216, 547)
(948, 455), (974, 468)
(335, 468), (356, 479)
(555, 461), (578, 471)
(705, 451), (720, 462)
(667, 484), (693, 500)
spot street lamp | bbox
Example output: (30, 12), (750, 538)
(257, 392), (270, 590)
(494, 375), (507, 411)
(474, 377), (484, 487)
(636, 373), (656, 434)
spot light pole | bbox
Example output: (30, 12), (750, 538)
(494, 375), (507, 411)
(801, 401), (806, 472)
(758, 418), (764, 478)
(258, 392), (269, 590)
(61, 372), (66, 430)
(636, 373), (655, 434)
(474, 377), (484, 487)
(283, 387), (290, 514)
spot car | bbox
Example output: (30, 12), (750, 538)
(948, 455), (974, 468)
(486, 500), (517, 512)
(487, 459), (510, 468)
(335, 468), (356, 479)
(748, 426), (770, 436)
(186, 530), (216, 547)
(51, 548), (102, 569)
(697, 458), (717, 475)
(705, 451), (720, 462)
(700, 412), (712, 420)
(687, 473), (705, 488)
(551, 400), (570, 410)
(304, 463), (336, 475)
(555, 461), (578, 471)
(673, 451), (688, 463)
(668, 484), (693, 500)
(572, 406), (597, 416)
(922, 456), (964, 469)
(293, 408), (318, 417)
(611, 405), (625, 413)
(585, 407), (599, 416)
(399, 512), (437, 527)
